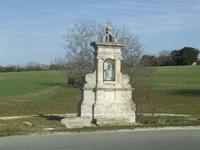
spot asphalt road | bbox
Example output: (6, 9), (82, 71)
(0, 129), (200, 150)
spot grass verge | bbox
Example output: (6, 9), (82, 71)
(1, 116), (200, 137)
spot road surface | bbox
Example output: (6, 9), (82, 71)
(0, 129), (200, 150)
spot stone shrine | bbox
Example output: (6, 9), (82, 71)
(78, 21), (136, 125)
(61, 22), (136, 128)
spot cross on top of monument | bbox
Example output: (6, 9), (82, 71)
(106, 21), (112, 32)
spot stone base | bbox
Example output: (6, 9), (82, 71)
(61, 115), (135, 129)
(93, 118), (134, 126)
(78, 102), (93, 118)
(60, 115), (136, 129)
(93, 102), (136, 124)
(60, 117), (95, 129)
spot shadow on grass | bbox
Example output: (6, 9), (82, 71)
(167, 89), (200, 97)
(38, 82), (64, 87)
(35, 114), (65, 121)
(39, 82), (83, 89)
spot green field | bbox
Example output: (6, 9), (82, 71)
(0, 71), (81, 116)
(146, 65), (200, 116)
(148, 65), (200, 90)
(0, 66), (199, 116)
(0, 71), (67, 97)
(0, 66), (200, 136)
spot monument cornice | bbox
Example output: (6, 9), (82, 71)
(90, 41), (126, 49)
(96, 55), (123, 60)
(94, 87), (134, 91)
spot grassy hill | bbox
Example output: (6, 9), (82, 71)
(0, 71), (67, 97)
(0, 66), (200, 117)
(145, 65), (200, 116)
(0, 71), (80, 116)
(148, 65), (200, 90)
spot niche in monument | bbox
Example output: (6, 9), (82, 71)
(103, 58), (115, 81)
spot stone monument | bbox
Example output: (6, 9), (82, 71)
(61, 21), (136, 128)
(78, 21), (136, 125)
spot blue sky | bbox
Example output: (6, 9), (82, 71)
(1, 0), (200, 66)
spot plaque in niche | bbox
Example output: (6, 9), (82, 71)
(104, 91), (115, 101)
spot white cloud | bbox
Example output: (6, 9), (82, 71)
(94, 0), (200, 34)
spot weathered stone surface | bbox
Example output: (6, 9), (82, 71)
(60, 117), (94, 129)
(95, 118), (134, 126)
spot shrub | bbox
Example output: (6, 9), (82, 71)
(17, 68), (25, 72)
(67, 75), (84, 86)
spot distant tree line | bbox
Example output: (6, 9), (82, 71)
(0, 61), (67, 72)
(1, 47), (199, 73)
(0, 58), (76, 72)
(0, 62), (48, 72)
(141, 47), (200, 66)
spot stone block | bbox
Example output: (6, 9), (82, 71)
(61, 117), (94, 129)
(78, 102), (93, 117)
(104, 114), (114, 118)
(114, 114), (126, 118)
(83, 90), (95, 101)
(110, 103), (117, 113)
(94, 103), (104, 114)
(95, 118), (134, 126)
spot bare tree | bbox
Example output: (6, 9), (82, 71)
(24, 61), (43, 71)
(62, 18), (154, 77)
(61, 18), (104, 75)
(50, 57), (68, 70)
(158, 50), (172, 66)
(131, 79), (159, 123)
